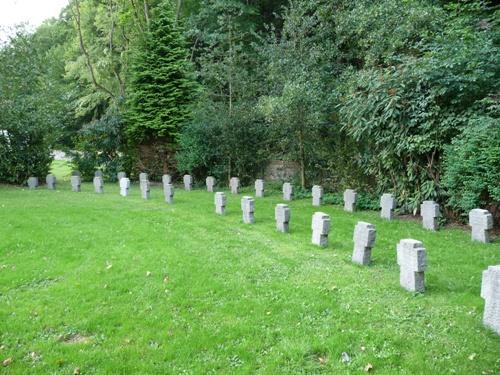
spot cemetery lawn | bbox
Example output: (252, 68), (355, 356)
(0, 182), (499, 374)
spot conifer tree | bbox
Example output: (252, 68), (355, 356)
(124, 1), (196, 144)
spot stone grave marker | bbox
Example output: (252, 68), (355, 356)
(352, 222), (377, 266)
(183, 174), (192, 191)
(140, 179), (150, 200)
(164, 183), (174, 204)
(275, 204), (290, 233)
(119, 177), (130, 197)
(206, 176), (216, 192)
(27, 177), (38, 189)
(93, 176), (104, 194)
(283, 183), (293, 201)
(421, 201), (440, 231)
(396, 239), (427, 293)
(311, 212), (331, 247)
(481, 265), (500, 335)
(162, 174), (172, 185)
(469, 209), (493, 243)
(71, 175), (81, 192)
(312, 185), (323, 206)
(230, 177), (240, 194)
(241, 196), (255, 224)
(255, 179), (264, 198)
(380, 193), (396, 220)
(215, 192), (226, 215)
(344, 189), (357, 212)
(46, 174), (56, 190)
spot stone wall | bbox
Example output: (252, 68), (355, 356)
(264, 160), (299, 182)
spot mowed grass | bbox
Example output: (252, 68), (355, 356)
(0, 179), (499, 374)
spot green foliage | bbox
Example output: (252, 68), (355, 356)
(442, 112), (500, 218)
(338, 1), (499, 213)
(71, 105), (131, 181)
(0, 29), (63, 184)
(124, 1), (197, 143)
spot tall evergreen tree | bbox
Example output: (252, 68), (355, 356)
(124, 1), (196, 149)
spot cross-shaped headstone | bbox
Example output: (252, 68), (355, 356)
(311, 212), (331, 247)
(215, 192), (226, 215)
(283, 183), (293, 201)
(343, 189), (357, 212)
(421, 201), (440, 231)
(396, 239), (427, 293)
(230, 177), (240, 194)
(206, 176), (215, 192)
(352, 222), (377, 265)
(241, 196), (255, 224)
(380, 193), (396, 220)
(469, 209), (493, 243)
(93, 176), (104, 194)
(312, 185), (323, 206)
(255, 179), (265, 198)
(71, 175), (81, 192)
(275, 204), (290, 233)
(481, 265), (500, 335)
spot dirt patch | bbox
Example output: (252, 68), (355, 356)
(59, 333), (91, 344)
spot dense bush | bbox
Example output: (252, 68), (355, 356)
(442, 112), (500, 219)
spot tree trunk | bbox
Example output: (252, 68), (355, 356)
(298, 129), (306, 189)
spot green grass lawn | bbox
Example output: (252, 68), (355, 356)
(0, 180), (498, 374)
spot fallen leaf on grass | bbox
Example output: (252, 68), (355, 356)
(364, 363), (374, 372)
(2, 357), (12, 366)
(146, 271), (152, 277)
(318, 356), (328, 365)
(468, 353), (476, 361)
(163, 276), (170, 283)
(105, 262), (112, 270)
(73, 367), (81, 375)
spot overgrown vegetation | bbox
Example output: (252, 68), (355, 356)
(0, 0), (498, 219)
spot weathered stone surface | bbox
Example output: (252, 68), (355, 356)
(139, 172), (148, 182)
(162, 174), (172, 185)
(230, 177), (240, 194)
(164, 183), (174, 204)
(95, 170), (103, 178)
(183, 174), (192, 191)
(255, 179), (265, 198)
(93, 176), (104, 194)
(140, 179), (150, 200)
(27, 177), (38, 189)
(117, 172), (126, 182)
(311, 212), (331, 247)
(46, 174), (56, 190)
(352, 222), (377, 266)
(71, 175), (81, 192)
(469, 209), (493, 243)
(312, 185), (323, 206)
(275, 204), (290, 233)
(380, 193), (396, 220)
(283, 183), (293, 201)
(214, 192), (226, 215)
(119, 177), (130, 197)
(344, 189), (357, 212)
(481, 265), (500, 335)
(206, 176), (216, 192)
(396, 239), (427, 293)
(241, 196), (255, 224)
(421, 201), (440, 231)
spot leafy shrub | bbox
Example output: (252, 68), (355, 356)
(442, 114), (500, 218)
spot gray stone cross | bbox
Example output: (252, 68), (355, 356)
(255, 179), (265, 198)
(139, 172), (148, 182)
(140, 179), (150, 200)
(481, 265), (500, 335)
(312, 185), (323, 206)
(215, 192), (226, 215)
(164, 183), (174, 204)
(183, 174), (192, 191)
(311, 212), (331, 247)
(421, 201), (440, 231)
(469, 209), (493, 243)
(343, 189), (357, 212)
(71, 175), (81, 192)
(241, 196), (255, 224)
(230, 177), (240, 194)
(352, 222), (377, 266)
(206, 176), (215, 192)
(27, 177), (38, 189)
(119, 177), (130, 197)
(93, 176), (104, 194)
(380, 193), (396, 220)
(275, 204), (290, 233)
(396, 239), (427, 293)
(162, 174), (172, 185)
(46, 174), (56, 190)
(283, 183), (293, 201)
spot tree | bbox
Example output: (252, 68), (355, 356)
(124, 1), (197, 174)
